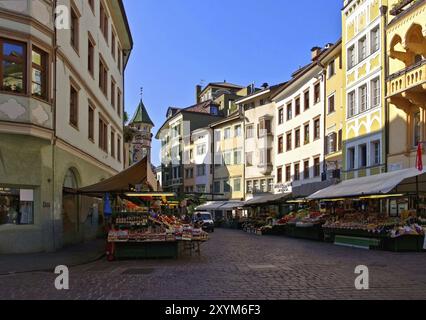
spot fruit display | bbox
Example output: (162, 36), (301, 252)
(276, 210), (328, 227)
(108, 212), (209, 243)
(323, 212), (425, 238)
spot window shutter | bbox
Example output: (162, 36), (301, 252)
(325, 135), (329, 155)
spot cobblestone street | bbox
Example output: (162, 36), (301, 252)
(1, 229), (426, 300)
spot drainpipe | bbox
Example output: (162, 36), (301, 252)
(317, 60), (327, 180)
(382, 5), (389, 173)
(51, 0), (58, 250)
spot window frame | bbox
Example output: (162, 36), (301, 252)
(0, 38), (27, 95)
(69, 82), (79, 129)
(31, 46), (48, 101)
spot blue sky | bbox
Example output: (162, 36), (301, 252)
(123, 0), (343, 166)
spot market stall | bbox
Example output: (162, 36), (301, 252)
(77, 157), (210, 260)
(242, 193), (293, 235)
(107, 203), (209, 260)
(307, 168), (426, 252)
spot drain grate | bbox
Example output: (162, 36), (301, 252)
(121, 268), (155, 275)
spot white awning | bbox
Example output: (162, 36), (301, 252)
(195, 201), (228, 211)
(219, 201), (245, 210)
(307, 168), (426, 200)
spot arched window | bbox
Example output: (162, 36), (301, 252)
(63, 169), (78, 189)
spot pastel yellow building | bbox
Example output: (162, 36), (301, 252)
(320, 40), (345, 179)
(386, 0), (426, 171)
(342, 0), (388, 180)
(211, 112), (245, 201)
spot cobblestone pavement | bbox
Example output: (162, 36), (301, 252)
(1, 229), (426, 300)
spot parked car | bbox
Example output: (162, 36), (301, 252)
(193, 211), (215, 233)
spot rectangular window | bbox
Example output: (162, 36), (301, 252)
(253, 180), (259, 193)
(295, 97), (301, 116)
(196, 165), (206, 177)
(314, 118), (320, 140)
(260, 179), (266, 193)
(88, 105), (94, 141)
(348, 147), (355, 170)
(294, 163), (300, 181)
(358, 36), (367, 62)
(99, 57), (108, 95)
(247, 181), (253, 194)
(304, 90), (310, 110)
(304, 160), (310, 179)
(224, 180), (231, 193)
(214, 181), (221, 193)
(0, 39), (26, 93)
(0, 188), (34, 225)
(286, 103), (292, 121)
(278, 136), (284, 154)
(69, 84), (79, 128)
(348, 91), (356, 117)
(100, 3), (108, 41)
(197, 144), (206, 155)
(110, 77), (115, 109)
(246, 125), (254, 138)
(111, 31), (116, 60)
(31, 47), (47, 100)
(233, 179), (241, 192)
(259, 118), (271, 136)
(277, 167), (283, 183)
(359, 144), (367, 168)
(278, 108), (284, 124)
(224, 128), (231, 139)
(371, 141), (381, 166)
(117, 136), (121, 162)
(99, 117), (108, 152)
(110, 130), (115, 158)
(371, 26), (380, 54)
(234, 149), (242, 165)
(328, 94), (335, 114)
(314, 83), (321, 104)
(234, 125), (242, 137)
(286, 132), (292, 151)
(338, 129), (343, 151)
(371, 77), (380, 108)
(313, 157), (320, 177)
(327, 132), (337, 154)
(285, 165), (291, 182)
(117, 89), (122, 117)
(70, 8), (79, 52)
(359, 85), (367, 113)
(88, 38), (94, 76)
(328, 60), (335, 78)
(117, 46), (122, 72)
(304, 123), (310, 145)
(224, 152), (232, 165)
(267, 179), (274, 192)
(246, 152), (253, 167)
(295, 128), (301, 148)
(348, 45), (355, 69)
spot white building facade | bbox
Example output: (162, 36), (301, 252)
(273, 59), (327, 197)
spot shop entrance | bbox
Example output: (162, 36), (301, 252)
(62, 169), (81, 246)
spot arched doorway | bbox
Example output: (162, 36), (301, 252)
(62, 168), (80, 246)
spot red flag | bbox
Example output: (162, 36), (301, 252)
(416, 143), (423, 171)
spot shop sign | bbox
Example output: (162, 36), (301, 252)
(274, 183), (292, 194)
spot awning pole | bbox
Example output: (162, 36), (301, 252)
(416, 175), (419, 212)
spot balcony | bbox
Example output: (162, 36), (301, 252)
(387, 60), (426, 105)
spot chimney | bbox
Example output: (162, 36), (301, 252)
(311, 46), (322, 61)
(196, 85), (202, 103)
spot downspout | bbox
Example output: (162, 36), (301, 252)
(211, 124), (215, 202)
(51, 0), (58, 250)
(382, 5), (389, 173)
(317, 60), (327, 180)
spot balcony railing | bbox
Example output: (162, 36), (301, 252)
(387, 59), (426, 97)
